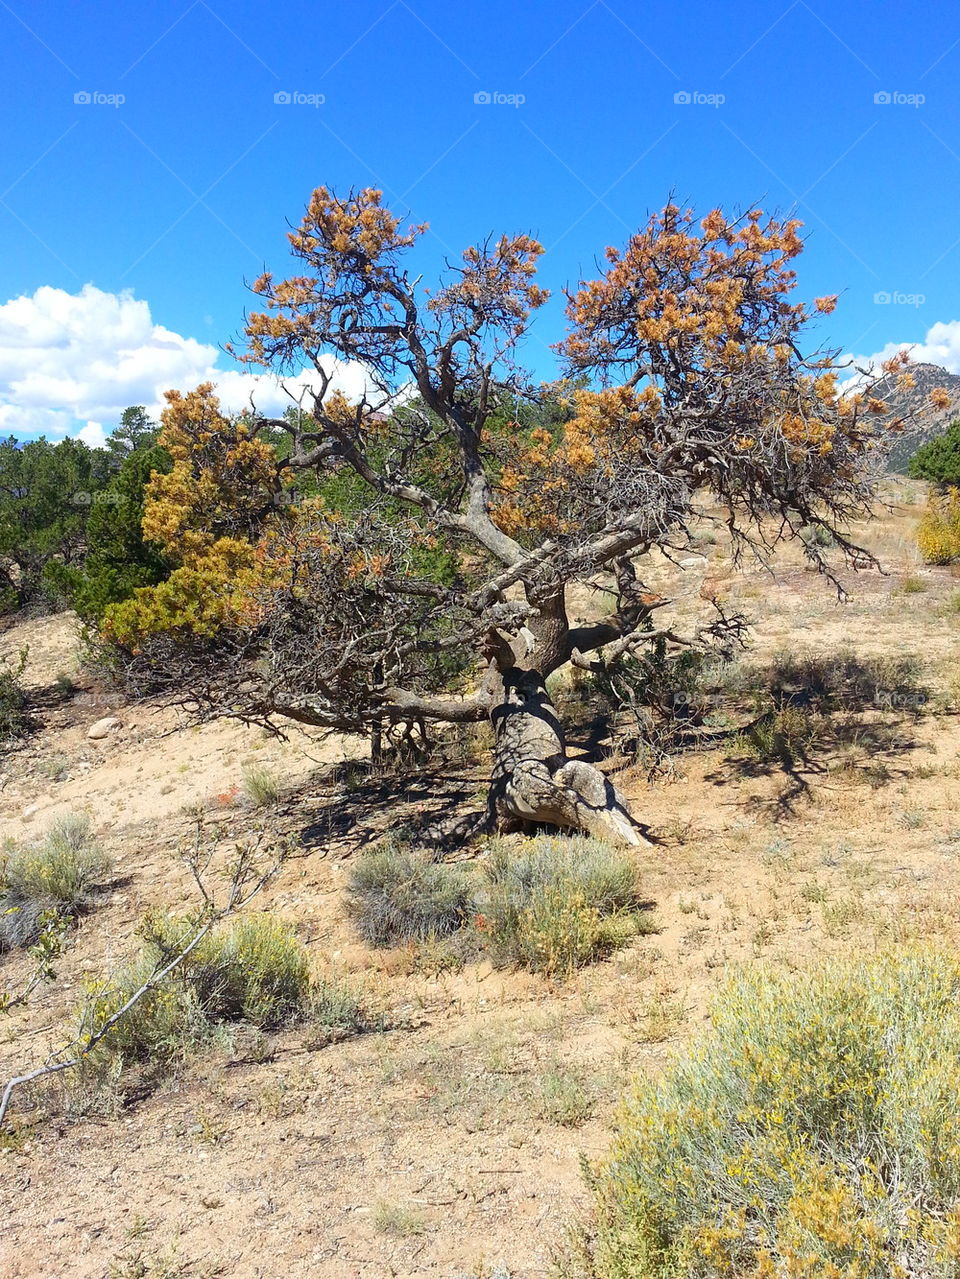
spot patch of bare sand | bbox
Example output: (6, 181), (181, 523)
(1, 612), (365, 843)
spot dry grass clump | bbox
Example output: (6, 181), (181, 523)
(372, 1201), (429, 1237)
(0, 814), (110, 949)
(483, 836), (651, 978)
(346, 837), (476, 946)
(534, 1061), (598, 1127)
(240, 762), (284, 807)
(569, 947), (960, 1279)
(78, 912), (365, 1087)
(107, 1244), (202, 1279)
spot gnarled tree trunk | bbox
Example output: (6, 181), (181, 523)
(486, 667), (646, 847)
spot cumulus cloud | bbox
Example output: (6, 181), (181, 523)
(0, 284), (385, 442)
(851, 318), (960, 378)
(76, 421), (109, 449)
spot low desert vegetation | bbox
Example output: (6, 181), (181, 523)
(568, 947), (960, 1279)
(798, 522), (835, 549)
(736, 704), (824, 768)
(346, 837), (476, 946)
(0, 646), (31, 746)
(240, 762), (284, 808)
(588, 643), (729, 770)
(730, 649), (927, 712)
(77, 910), (367, 1095)
(714, 650), (931, 769)
(346, 834), (653, 979)
(372, 1200), (429, 1238)
(582, 645), (931, 778)
(533, 1060), (599, 1127)
(141, 910), (314, 1028)
(482, 835), (653, 978)
(0, 813), (110, 950)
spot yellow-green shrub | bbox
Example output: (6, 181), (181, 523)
(916, 488), (960, 564)
(484, 836), (649, 978)
(81, 956), (208, 1075)
(79, 912), (361, 1088)
(140, 911), (313, 1028)
(570, 948), (960, 1278)
(1, 814), (110, 949)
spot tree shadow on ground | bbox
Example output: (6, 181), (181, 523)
(295, 750), (664, 855)
(706, 713), (931, 820)
(297, 760), (489, 858)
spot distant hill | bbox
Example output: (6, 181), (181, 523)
(868, 362), (960, 472)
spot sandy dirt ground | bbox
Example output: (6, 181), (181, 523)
(0, 613), (365, 845)
(1, 482), (959, 1278)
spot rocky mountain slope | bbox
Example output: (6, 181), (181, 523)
(870, 361), (960, 472)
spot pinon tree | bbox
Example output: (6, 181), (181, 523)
(909, 418), (960, 487)
(104, 189), (934, 845)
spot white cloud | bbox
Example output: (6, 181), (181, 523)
(0, 284), (385, 443)
(77, 421), (108, 448)
(852, 318), (960, 378)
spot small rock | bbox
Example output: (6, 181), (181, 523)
(87, 716), (121, 741)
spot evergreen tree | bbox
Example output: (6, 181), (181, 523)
(908, 419), (960, 487)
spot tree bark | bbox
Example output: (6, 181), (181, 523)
(268, 585), (651, 847)
(487, 667), (646, 847)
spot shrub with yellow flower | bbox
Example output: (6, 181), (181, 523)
(569, 948), (960, 1279)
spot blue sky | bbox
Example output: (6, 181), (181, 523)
(1, 0), (959, 440)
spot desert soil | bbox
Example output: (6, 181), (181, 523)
(1, 479), (959, 1279)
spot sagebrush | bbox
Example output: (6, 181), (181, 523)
(346, 837), (475, 946)
(569, 948), (960, 1278)
(483, 836), (650, 977)
(78, 911), (364, 1087)
(0, 814), (110, 950)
